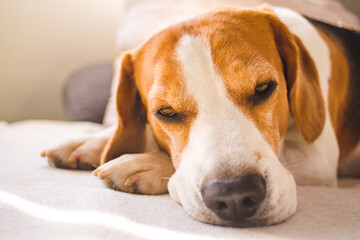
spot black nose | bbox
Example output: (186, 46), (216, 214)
(201, 174), (266, 223)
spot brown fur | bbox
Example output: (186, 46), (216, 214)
(310, 19), (360, 159)
(101, 53), (147, 164)
(202, 165), (263, 185)
(266, 13), (325, 144)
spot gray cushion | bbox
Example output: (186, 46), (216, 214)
(63, 62), (113, 123)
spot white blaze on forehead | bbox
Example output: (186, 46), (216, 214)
(175, 34), (273, 169)
(176, 35), (235, 161)
(175, 35), (229, 113)
(175, 35), (246, 138)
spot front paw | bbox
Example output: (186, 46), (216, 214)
(41, 137), (106, 170)
(93, 151), (175, 195)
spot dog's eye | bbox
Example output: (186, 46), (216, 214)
(255, 83), (271, 93)
(250, 80), (278, 106)
(155, 107), (183, 122)
(159, 107), (177, 117)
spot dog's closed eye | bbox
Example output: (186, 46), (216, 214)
(249, 80), (278, 106)
(155, 107), (184, 123)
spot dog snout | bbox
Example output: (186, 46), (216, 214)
(201, 174), (266, 223)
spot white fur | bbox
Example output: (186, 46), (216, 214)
(168, 35), (297, 226)
(274, 7), (339, 187)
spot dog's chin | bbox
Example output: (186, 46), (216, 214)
(192, 215), (274, 228)
(168, 170), (297, 228)
(180, 200), (295, 228)
(186, 209), (269, 228)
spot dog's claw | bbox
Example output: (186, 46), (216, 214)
(92, 169), (100, 176)
(41, 150), (53, 158)
(40, 151), (47, 157)
(93, 165), (105, 177)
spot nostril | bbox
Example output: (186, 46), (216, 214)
(215, 201), (228, 211)
(242, 196), (258, 207)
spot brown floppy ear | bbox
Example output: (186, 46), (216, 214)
(101, 52), (147, 164)
(268, 14), (325, 142)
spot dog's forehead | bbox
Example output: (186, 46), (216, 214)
(135, 10), (282, 110)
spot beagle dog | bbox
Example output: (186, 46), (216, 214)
(42, 6), (360, 227)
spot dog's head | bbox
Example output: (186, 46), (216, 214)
(103, 7), (325, 226)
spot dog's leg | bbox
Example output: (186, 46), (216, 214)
(41, 126), (115, 170)
(93, 150), (175, 194)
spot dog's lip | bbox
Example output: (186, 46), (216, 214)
(198, 204), (271, 228)
(194, 211), (271, 228)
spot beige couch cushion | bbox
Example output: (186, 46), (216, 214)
(116, 0), (359, 51)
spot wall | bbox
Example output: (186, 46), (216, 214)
(1, 0), (358, 123)
(0, 0), (124, 122)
